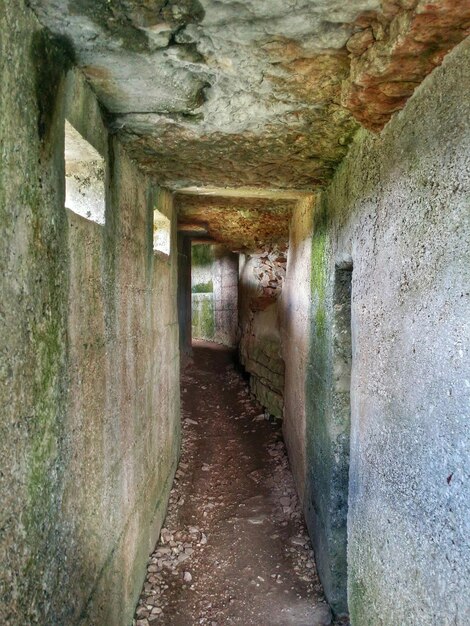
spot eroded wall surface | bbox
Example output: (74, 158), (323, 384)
(282, 38), (470, 623)
(0, 7), (180, 623)
(239, 253), (286, 418)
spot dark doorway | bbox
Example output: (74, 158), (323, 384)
(332, 261), (353, 618)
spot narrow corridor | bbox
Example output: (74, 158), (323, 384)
(133, 343), (336, 626)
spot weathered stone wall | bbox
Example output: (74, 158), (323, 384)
(282, 38), (470, 623)
(213, 247), (239, 348)
(65, 156), (180, 626)
(0, 6), (70, 623)
(279, 197), (316, 494)
(0, 7), (180, 624)
(239, 253), (286, 418)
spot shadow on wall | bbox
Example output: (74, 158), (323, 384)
(238, 250), (287, 419)
(303, 201), (353, 618)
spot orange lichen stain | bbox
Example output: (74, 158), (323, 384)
(343, 0), (470, 131)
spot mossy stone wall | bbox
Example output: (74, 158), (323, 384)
(282, 39), (470, 624)
(0, 7), (180, 623)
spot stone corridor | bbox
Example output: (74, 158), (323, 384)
(133, 342), (335, 626)
(1, 2), (470, 625)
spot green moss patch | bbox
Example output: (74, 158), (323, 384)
(192, 280), (213, 293)
(192, 243), (214, 267)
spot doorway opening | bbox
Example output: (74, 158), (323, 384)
(191, 243), (215, 341)
(190, 243), (239, 348)
(332, 261), (353, 618)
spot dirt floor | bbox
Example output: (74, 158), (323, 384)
(133, 341), (343, 626)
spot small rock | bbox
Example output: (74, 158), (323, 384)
(290, 536), (306, 546)
(183, 571), (192, 583)
(312, 603), (332, 626)
(177, 553), (190, 563)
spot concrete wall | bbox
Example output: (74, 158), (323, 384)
(0, 6), (180, 623)
(279, 197), (316, 490)
(282, 38), (470, 623)
(213, 247), (238, 347)
(239, 254), (285, 418)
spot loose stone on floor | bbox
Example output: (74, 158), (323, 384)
(133, 341), (340, 626)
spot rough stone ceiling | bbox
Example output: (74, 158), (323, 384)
(30, 0), (470, 250)
(30, 0), (470, 191)
(175, 193), (297, 252)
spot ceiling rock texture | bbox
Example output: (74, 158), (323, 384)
(176, 194), (295, 252)
(30, 0), (470, 249)
(343, 0), (470, 130)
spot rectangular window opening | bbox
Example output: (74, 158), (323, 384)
(153, 209), (171, 256)
(65, 120), (105, 224)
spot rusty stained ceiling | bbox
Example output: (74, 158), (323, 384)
(175, 192), (299, 252)
(30, 0), (470, 250)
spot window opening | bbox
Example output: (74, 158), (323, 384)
(65, 120), (105, 224)
(153, 209), (171, 256)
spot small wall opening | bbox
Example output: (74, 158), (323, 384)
(332, 260), (353, 616)
(153, 209), (171, 256)
(65, 120), (105, 224)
